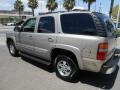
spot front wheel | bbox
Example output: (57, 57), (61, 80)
(54, 55), (79, 82)
(7, 41), (19, 57)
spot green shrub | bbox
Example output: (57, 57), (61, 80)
(115, 29), (120, 37)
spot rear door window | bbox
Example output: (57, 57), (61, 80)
(60, 13), (97, 35)
(38, 16), (55, 33)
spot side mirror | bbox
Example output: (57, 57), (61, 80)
(14, 26), (21, 32)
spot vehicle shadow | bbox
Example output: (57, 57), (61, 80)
(75, 66), (119, 89)
(21, 56), (54, 73)
(21, 56), (119, 89)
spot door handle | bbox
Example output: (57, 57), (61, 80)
(48, 38), (54, 42)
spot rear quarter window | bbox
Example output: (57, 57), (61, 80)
(94, 13), (117, 37)
(60, 13), (97, 36)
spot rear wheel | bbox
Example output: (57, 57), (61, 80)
(7, 41), (19, 57)
(54, 55), (79, 82)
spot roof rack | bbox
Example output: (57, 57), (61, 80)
(72, 9), (88, 11)
(38, 10), (90, 15)
(39, 11), (66, 15)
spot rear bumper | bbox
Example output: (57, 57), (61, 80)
(100, 49), (120, 74)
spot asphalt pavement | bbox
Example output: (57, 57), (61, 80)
(0, 26), (120, 90)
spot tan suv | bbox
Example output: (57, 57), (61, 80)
(6, 11), (119, 82)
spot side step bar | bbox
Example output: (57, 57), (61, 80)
(19, 52), (51, 66)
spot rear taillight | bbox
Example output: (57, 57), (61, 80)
(97, 42), (108, 61)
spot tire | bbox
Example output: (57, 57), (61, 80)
(54, 55), (79, 82)
(7, 41), (19, 57)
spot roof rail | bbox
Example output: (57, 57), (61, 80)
(39, 11), (66, 15)
(38, 10), (90, 15)
(72, 9), (89, 11)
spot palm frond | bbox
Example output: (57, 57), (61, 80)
(46, 0), (58, 12)
(63, 0), (75, 11)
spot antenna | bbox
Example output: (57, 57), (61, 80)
(94, 2), (96, 11)
(99, 2), (102, 13)
(78, 0), (79, 6)
(58, 0), (62, 11)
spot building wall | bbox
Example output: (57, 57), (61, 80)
(0, 10), (32, 24)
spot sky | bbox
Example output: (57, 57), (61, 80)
(0, 0), (120, 15)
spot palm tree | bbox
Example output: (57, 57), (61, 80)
(14, 0), (24, 20)
(112, 4), (119, 19)
(109, 0), (115, 17)
(46, 0), (58, 13)
(83, 0), (96, 11)
(28, 0), (38, 16)
(63, 0), (75, 11)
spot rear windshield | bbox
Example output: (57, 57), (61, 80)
(60, 13), (97, 36)
(94, 13), (117, 37)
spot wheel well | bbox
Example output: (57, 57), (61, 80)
(7, 38), (13, 45)
(51, 48), (78, 65)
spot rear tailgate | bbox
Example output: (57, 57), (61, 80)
(94, 12), (117, 62)
(106, 37), (117, 62)
(104, 18), (117, 62)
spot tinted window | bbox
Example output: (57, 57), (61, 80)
(16, 20), (24, 26)
(61, 13), (96, 35)
(22, 18), (36, 32)
(38, 16), (55, 33)
(114, 23), (120, 28)
(119, 23), (120, 28)
(94, 13), (117, 37)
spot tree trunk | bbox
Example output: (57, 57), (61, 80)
(32, 8), (34, 16)
(88, 3), (91, 11)
(50, 10), (52, 13)
(19, 8), (21, 20)
(67, 9), (70, 12)
(109, 0), (115, 18)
